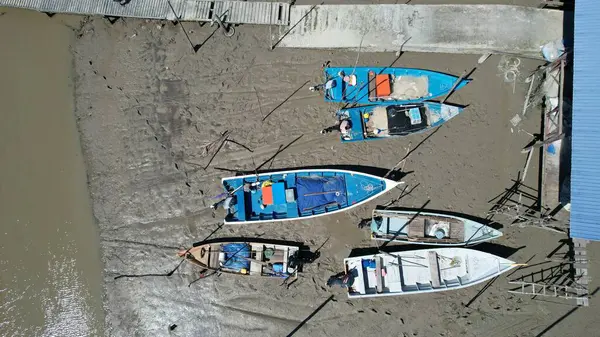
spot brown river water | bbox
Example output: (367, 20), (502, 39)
(0, 8), (104, 337)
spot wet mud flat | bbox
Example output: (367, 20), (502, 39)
(71, 13), (599, 337)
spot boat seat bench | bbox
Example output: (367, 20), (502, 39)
(235, 187), (247, 221)
(428, 251), (442, 288)
(375, 256), (383, 293)
(250, 245), (264, 275)
(209, 246), (220, 268)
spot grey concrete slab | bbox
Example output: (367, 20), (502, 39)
(277, 5), (564, 57)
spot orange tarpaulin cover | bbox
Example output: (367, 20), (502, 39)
(375, 75), (391, 97)
(262, 186), (274, 205)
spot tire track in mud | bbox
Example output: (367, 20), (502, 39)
(469, 312), (541, 337)
(192, 61), (323, 81)
(211, 302), (304, 325)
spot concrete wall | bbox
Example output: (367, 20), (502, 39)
(278, 5), (564, 57)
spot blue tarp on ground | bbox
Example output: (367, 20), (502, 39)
(296, 176), (347, 211)
(222, 243), (251, 271)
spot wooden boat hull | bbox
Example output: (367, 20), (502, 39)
(222, 169), (400, 224)
(344, 248), (516, 298)
(337, 103), (464, 143)
(323, 66), (470, 104)
(370, 209), (502, 246)
(178, 240), (301, 278)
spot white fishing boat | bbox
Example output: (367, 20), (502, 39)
(370, 209), (503, 246)
(343, 248), (517, 298)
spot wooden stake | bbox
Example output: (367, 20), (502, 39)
(522, 74), (535, 116)
(478, 53), (492, 64)
(558, 58), (565, 135)
(384, 142), (412, 178)
(521, 147), (533, 181)
(441, 69), (468, 103)
(521, 133), (564, 153)
(203, 135), (229, 170)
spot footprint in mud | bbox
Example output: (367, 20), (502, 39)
(371, 308), (377, 313)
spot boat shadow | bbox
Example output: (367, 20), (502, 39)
(218, 164), (411, 182)
(348, 242), (523, 260)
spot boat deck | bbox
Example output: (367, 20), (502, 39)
(324, 67), (465, 105)
(223, 170), (389, 223)
(373, 212), (464, 241)
(371, 210), (502, 245)
(345, 248), (514, 298)
(189, 242), (298, 277)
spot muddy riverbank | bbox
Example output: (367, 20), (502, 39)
(70, 11), (598, 337)
(0, 9), (104, 337)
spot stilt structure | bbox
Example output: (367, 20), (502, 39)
(573, 238), (590, 306)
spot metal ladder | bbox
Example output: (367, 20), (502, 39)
(508, 281), (588, 303)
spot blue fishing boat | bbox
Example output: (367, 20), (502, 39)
(319, 66), (470, 104)
(221, 169), (400, 224)
(335, 102), (464, 143)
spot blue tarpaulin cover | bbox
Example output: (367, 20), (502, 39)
(222, 243), (251, 271)
(296, 176), (347, 211)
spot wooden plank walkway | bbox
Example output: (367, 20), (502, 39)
(0, 0), (290, 25)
